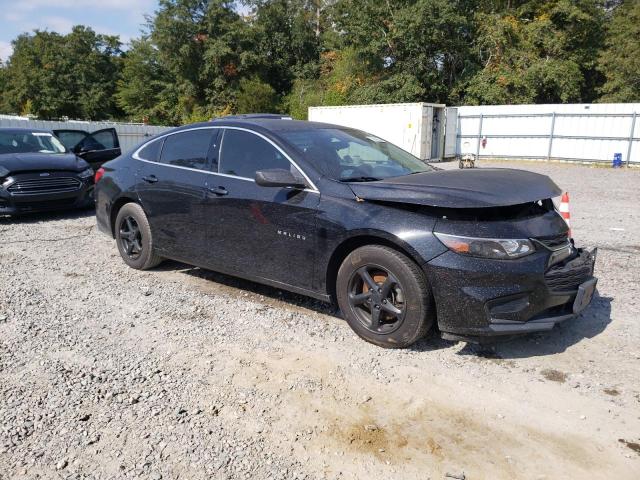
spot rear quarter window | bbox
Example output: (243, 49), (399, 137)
(137, 138), (163, 162)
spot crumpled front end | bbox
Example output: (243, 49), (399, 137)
(422, 204), (597, 342)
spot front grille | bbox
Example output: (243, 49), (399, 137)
(536, 233), (570, 250)
(8, 177), (82, 195)
(545, 250), (594, 292)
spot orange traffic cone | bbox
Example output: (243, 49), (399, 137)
(559, 192), (571, 237)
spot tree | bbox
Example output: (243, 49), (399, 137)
(463, 0), (606, 105)
(598, 1), (640, 102)
(236, 76), (277, 112)
(329, 0), (473, 105)
(246, 0), (320, 95)
(1, 27), (122, 119)
(116, 38), (175, 124)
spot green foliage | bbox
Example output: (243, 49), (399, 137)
(236, 77), (278, 113)
(598, 1), (640, 102)
(1, 27), (122, 119)
(464, 0), (605, 105)
(0, 0), (638, 124)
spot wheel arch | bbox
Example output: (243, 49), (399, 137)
(324, 232), (427, 304)
(109, 195), (141, 238)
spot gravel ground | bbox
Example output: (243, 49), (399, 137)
(0, 160), (639, 480)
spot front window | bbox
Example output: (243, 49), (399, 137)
(280, 128), (433, 181)
(0, 131), (67, 155)
(219, 129), (297, 179)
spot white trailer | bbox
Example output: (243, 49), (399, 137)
(308, 103), (451, 161)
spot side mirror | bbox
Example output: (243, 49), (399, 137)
(255, 169), (307, 189)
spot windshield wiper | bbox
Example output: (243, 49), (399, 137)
(339, 176), (382, 182)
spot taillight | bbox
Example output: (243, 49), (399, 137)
(94, 167), (105, 183)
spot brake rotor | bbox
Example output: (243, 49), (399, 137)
(362, 271), (388, 293)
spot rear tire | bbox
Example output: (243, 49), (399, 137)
(336, 245), (434, 348)
(114, 203), (162, 270)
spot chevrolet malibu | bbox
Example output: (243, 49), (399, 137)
(94, 115), (597, 348)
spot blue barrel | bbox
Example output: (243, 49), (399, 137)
(613, 153), (622, 168)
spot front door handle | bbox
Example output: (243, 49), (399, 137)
(208, 186), (228, 196)
(142, 175), (158, 184)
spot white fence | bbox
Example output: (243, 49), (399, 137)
(455, 103), (640, 165)
(0, 116), (172, 152)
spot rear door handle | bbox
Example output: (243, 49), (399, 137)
(142, 175), (158, 184)
(208, 186), (228, 196)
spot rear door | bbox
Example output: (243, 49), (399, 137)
(134, 128), (220, 263)
(53, 128), (121, 169)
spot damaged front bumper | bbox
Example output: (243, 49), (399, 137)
(424, 246), (597, 343)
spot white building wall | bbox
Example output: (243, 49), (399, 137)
(457, 103), (640, 164)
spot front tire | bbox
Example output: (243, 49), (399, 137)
(114, 203), (162, 270)
(336, 245), (434, 348)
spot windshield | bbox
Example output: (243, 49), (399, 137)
(0, 131), (67, 155)
(280, 128), (433, 181)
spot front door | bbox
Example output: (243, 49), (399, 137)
(203, 128), (320, 291)
(134, 128), (219, 263)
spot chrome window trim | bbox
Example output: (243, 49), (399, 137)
(132, 125), (319, 193)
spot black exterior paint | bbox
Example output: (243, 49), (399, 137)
(94, 118), (597, 340)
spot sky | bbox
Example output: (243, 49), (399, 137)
(0, 0), (160, 62)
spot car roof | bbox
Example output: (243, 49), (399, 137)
(171, 116), (348, 134)
(0, 127), (53, 134)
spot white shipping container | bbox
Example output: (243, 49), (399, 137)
(308, 103), (448, 161)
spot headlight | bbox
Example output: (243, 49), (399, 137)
(78, 168), (94, 179)
(434, 232), (535, 260)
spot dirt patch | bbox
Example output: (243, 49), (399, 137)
(541, 368), (568, 383)
(618, 439), (640, 454)
(339, 422), (406, 457)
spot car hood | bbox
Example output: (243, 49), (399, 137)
(347, 168), (562, 208)
(0, 152), (89, 175)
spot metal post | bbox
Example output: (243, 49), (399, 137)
(626, 112), (636, 167)
(547, 112), (556, 160)
(476, 113), (484, 158)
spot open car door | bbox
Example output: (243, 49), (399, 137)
(53, 128), (121, 170)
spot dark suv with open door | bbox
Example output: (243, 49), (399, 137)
(94, 115), (597, 348)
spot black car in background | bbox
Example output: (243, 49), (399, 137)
(94, 115), (597, 348)
(0, 128), (96, 215)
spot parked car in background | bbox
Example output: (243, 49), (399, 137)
(0, 128), (96, 215)
(52, 127), (121, 170)
(94, 115), (597, 348)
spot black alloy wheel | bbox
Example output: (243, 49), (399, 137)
(114, 203), (163, 270)
(119, 215), (143, 259)
(347, 266), (406, 335)
(336, 245), (434, 348)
